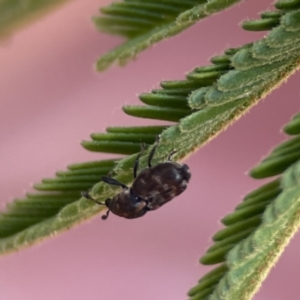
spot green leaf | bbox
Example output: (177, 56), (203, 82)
(95, 0), (243, 71)
(1, 2), (300, 256)
(188, 109), (300, 300)
(0, 0), (71, 38)
(283, 112), (300, 135)
(214, 163), (300, 300)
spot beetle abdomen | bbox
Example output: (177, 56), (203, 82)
(131, 162), (191, 210)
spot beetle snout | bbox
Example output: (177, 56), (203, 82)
(105, 198), (112, 207)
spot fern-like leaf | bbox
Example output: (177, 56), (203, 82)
(94, 0), (243, 71)
(187, 114), (300, 298)
(0, 0), (70, 38)
(1, 1), (300, 255)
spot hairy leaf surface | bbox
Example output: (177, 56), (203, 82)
(1, 2), (300, 259)
(95, 0), (243, 70)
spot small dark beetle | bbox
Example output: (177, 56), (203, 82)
(82, 137), (191, 220)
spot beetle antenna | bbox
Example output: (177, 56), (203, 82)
(101, 176), (128, 189)
(101, 209), (110, 220)
(81, 192), (105, 205)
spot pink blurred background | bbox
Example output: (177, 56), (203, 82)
(0, 1), (299, 299)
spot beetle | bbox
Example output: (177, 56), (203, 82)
(81, 136), (191, 220)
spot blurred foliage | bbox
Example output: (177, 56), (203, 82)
(0, 0), (71, 38)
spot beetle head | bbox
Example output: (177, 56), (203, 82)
(104, 198), (112, 208)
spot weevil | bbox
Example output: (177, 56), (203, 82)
(81, 137), (191, 220)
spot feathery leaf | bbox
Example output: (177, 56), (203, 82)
(95, 0), (243, 71)
(0, 0), (71, 38)
(188, 109), (300, 300)
(1, 2), (300, 256)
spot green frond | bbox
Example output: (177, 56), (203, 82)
(1, 1), (300, 256)
(0, 0), (71, 38)
(283, 112), (300, 135)
(188, 110), (300, 300)
(94, 0), (243, 71)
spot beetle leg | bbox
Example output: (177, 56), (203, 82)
(167, 149), (177, 161)
(148, 135), (160, 167)
(101, 209), (110, 220)
(101, 176), (128, 189)
(81, 192), (105, 205)
(144, 200), (152, 211)
(82, 192), (111, 220)
(133, 143), (145, 178)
